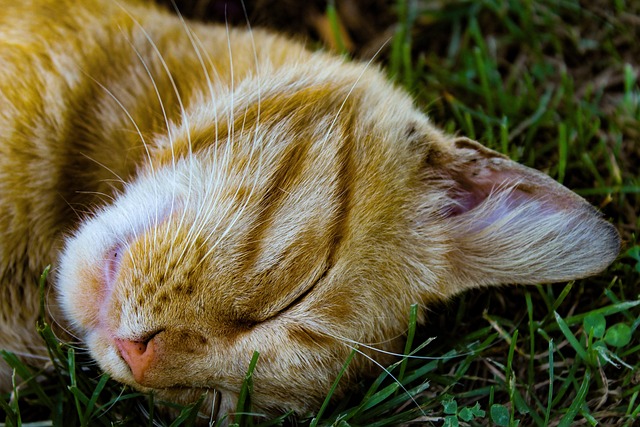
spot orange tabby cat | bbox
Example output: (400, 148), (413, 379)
(0, 0), (620, 421)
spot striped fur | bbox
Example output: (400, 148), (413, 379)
(0, 0), (619, 421)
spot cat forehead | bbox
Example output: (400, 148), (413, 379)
(151, 57), (435, 162)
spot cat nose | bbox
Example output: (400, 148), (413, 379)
(114, 329), (209, 387)
(115, 336), (157, 384)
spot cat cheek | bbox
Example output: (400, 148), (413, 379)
(58, 227), (121, 331)
(58, 260), (107, 330)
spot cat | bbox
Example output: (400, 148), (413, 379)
(0, 0), (620, 422)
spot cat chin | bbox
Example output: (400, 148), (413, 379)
(87, 333), (238, 424)
(85, 325), (322, 423)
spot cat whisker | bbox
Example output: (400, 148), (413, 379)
(345, 344), (428, 418)
(74, 191), (118, 204)
(81, 72), (153, 174)
(170, 2), (230, 271)
(5, 349), (50, 361)
(43, 310), (83, 343)
(41, 273), (84, 344)
(182, 33), (231, 260)
(192, 389), (220, 427)
(78, 153), (128, 185)
(184, 162), (228, 266)
(118, 6), (195, 261)
(61, 343), (90, 354)
(320, 38), (391, 150)
(166, 12), (240, 263)
(207, 390), (220, 426)
(126, 10), (191, 128)
(192, 23), (265, 268)
(195, 140), (264, 269)
(103, 208), (137, 268)
(57, 194), (85, 225)
(332, 326), (496, 360)
(121, 37), (174, 252)
(45, 320), (84, 347)
(94, 385), (139, 420)
(171, 1), (217, 105)
(80, 70), (157, 255)
(335, 334), (451, 361)
(196, 44), (267, 270)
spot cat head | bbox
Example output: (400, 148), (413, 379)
(56, 53), (619, 418)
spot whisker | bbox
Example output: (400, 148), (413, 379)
(175, 8), (227, 253)
(170, 0), (217, 104)
(80, 70), (157, 251)
(168, 2), (228, 270)
(116, 4), (195, 266)
(346, 344), (428, 418)
(97, 384), (135, 419)
(194, 12), (266, 268)
(206, 389), (219, 426)
(81, 72), (154, 176)
(320, 38), (392, 150)
(338, 335), (446, 361)
(78, 152), (128, 185)
(74, 191), (118, 204)
(120, 35), (175, 250)
(57, 193), (85, 224)
(3, 351), (51, 362)
(330, 329), (496, 361)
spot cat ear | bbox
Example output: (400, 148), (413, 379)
(424, 137), (620, 293)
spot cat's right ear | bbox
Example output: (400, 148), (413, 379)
(418, 137), (620, 295)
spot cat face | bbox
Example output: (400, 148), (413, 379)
(54, 6), (620, 421)
(57, 75), (441, 414)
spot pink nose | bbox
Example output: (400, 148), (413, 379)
(115, 337), (156, 384)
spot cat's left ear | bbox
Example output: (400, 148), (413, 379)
(419, 136), (620, 294)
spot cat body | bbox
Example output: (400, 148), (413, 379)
(0, 0), (620, 420)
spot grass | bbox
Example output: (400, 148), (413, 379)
(2, 0), (639, 425)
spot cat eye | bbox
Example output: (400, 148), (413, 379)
(268, 265), (330, 320)
(277, 281), (316, 315)
(238, 268), (327, 328)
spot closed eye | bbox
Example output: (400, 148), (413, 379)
(271, 264), (331, 318)
(232, 263), (332, 328)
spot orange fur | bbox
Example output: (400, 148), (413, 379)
(0, 0), (619, 422)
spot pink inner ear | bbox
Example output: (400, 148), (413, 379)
(446, 190), (483, 216)
(436, 137), (613, 241)
(443, 160), (561, 234)
(445, 166), (523, 217)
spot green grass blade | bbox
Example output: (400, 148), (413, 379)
(233, 351), (260, 427)
(545, 339), (554, 426)
(557, 371), (591, 427)
(554, 311), (588, 362)
(397, 304), (419, 384)
(309, 348), (357, 427)
(81, 374), (110, 423)
(0, 380), (22, 427)
(325, 0), (347, 56)
(168, 393), (206, 427)
(0, 351), (53, 410)
(557, 123), (568, 183)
